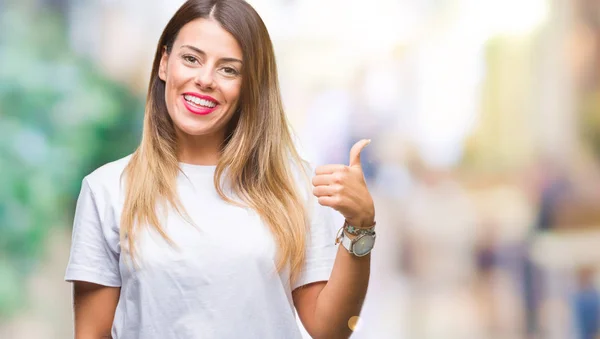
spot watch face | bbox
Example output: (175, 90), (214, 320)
(353, 234), (375, 256)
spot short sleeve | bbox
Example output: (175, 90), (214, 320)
(292, 192), (341, 290)
(64, 178), (121, 287)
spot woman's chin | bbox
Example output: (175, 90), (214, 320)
(178, 126), (211, 137)
(172, 116), (210, 135)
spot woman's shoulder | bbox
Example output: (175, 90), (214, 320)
(83, 154), (133, 195)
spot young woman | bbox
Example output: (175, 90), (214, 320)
(65, 1), (376, 338)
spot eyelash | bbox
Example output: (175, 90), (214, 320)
(182, 55), (240, 76)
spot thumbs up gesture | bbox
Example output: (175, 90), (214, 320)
(312, 139), (375, 228)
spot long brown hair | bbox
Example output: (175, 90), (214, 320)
(121, 0), (309, 284)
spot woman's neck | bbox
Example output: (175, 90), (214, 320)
(176, 130), (225, 166)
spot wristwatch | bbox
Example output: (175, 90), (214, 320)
(339, 228), (376, 257)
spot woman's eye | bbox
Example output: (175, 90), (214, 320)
(183, 55), (198, 64)
(221, 67), (239, 75)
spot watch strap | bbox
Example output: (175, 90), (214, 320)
(341, 231), (353, 253)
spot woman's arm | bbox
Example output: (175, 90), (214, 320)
(73, 281), (120, 339)
(293, 242), (370, 339)
(294, 139), (375, 338)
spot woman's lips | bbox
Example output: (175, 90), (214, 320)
(181, 95), (218, 115)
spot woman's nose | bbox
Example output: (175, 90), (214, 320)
(194, 68), (215, 90)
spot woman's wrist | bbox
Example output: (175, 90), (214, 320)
(346, 218), (376, 230)
(344, 219), (376, 235)
(335, 219), (375, 244)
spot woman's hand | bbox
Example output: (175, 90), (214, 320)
(312, 139), (375, 228)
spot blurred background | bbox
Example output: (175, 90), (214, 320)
(1, 0), (600, 338)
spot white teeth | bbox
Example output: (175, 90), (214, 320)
(184, 94), (217, 108)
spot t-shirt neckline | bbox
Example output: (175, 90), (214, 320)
(179, 162), (217, 175)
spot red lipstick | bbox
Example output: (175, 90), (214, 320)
(181, 92), (219, 115)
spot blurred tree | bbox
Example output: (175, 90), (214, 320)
(0, 4), (143, 318)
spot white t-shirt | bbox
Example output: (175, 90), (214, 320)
(64, 155), (338, 339)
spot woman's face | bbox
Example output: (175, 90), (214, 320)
(159, 18), (243, 139)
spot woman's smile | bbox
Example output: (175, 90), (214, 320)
(182, 92), (219, 115)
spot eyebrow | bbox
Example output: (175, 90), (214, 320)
(180, 45), (243, 64)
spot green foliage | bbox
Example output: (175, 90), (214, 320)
(0, 5), (144, 318)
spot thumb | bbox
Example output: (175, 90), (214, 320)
(349, 139), (371, 168)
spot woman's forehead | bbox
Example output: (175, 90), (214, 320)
(174, 18), (242, 60)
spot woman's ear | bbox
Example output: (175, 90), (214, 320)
(158, 46), (168, 81)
